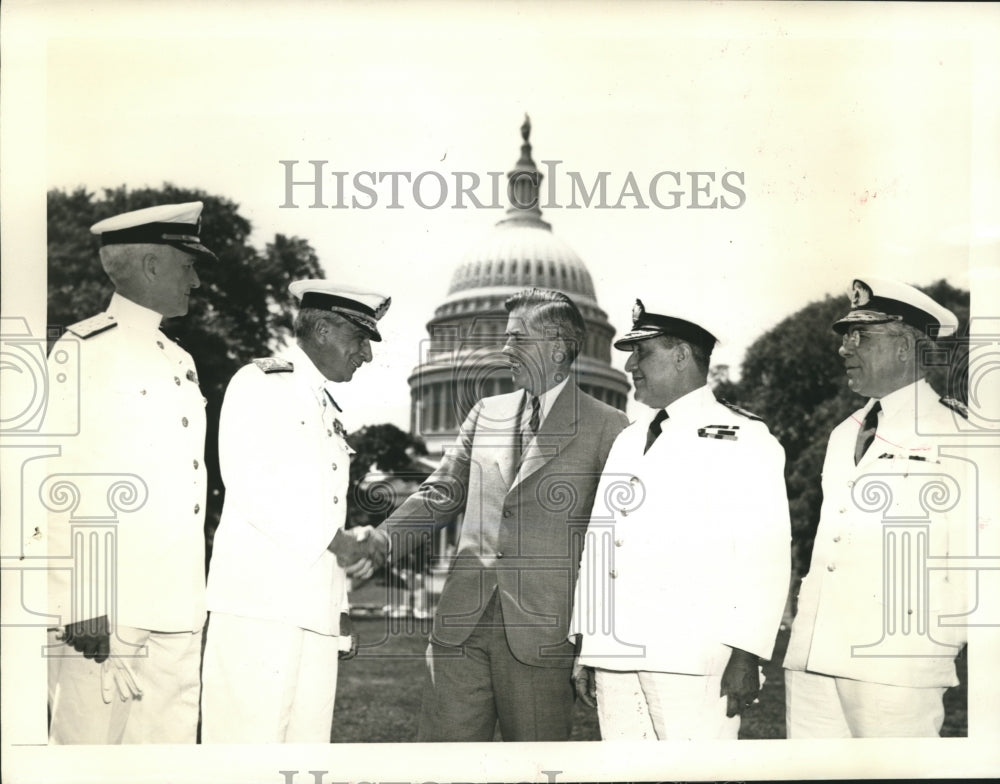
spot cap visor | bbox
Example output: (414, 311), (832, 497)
(831, 310), (900, 334)
(170, 241), (218, 262)
(613, 327), (664, 350)
(340, 312), (382, 342)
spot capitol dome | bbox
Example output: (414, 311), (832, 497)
(407, 117), (630, 449)
(446, 225), (596, 301)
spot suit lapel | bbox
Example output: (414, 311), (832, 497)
(513, 384), (581, 488)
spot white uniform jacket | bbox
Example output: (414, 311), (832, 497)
(46, 293), (207, 632)
(784, 379), (972, 688)
(572, 385), (791, 674)
(206, 343), (350, 635)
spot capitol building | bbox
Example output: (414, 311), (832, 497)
(407, 118), (629, 452)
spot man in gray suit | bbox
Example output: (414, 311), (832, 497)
(340, 287), (627, 741)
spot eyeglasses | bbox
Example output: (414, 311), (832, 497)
(841, 329), (893, 349)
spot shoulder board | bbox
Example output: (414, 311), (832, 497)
(252, 357), (294, 374)
(939, 396), (969, 420)
(66, 313), (117, 339)
(718, 399), (764, 423)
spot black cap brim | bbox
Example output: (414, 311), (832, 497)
(339, 312), (382, 342)
(168, 240), (217, 262)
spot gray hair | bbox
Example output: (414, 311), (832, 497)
(883, 320), (926, 344)
(98, 244), (153, 286)
(660, 335), (712, 376)
(295, 307), (350, 339)
(504, 287), (586, 364)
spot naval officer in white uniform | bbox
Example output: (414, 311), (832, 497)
(570, 299), (791, 740)
(46, 201), (216, 744)
(201, 280), (389, 743)
(784, 276), (972, 737)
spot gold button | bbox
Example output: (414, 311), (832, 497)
(327, 429), (333, 437)
(181, 417), (189, 427)
(156, 340), (164, 349)
(838, 507), (846, 514)
(833, 535), (841, 543)
(496, 552), (504, 559)
(332, 496), (339, 504)
(193, 459), (199, 469)
(140, 389), (147, 395)
(629, 476), (638, 485)
(331, 463), (338, 471)
(609, 570), (618, 579)
(194, 504), (200, 514)
(620, 509), (628, 517)
(827, 564), (836, 572)
(615, 539), (624, 547)
(174, 377), (181, 385)
(503, 510), (512, 518)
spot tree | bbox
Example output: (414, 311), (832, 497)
(47, 184), (325, 562)
(345, 423), (430, 524)
(719, 281), (969, 577)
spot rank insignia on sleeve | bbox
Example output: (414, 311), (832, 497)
(698, 425), (739, 441)
(252, 357), (295, 374)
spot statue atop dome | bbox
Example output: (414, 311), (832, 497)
(409, 116), (629, 450)
(504, 114), (546, 227)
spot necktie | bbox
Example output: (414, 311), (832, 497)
(520, 395), (540, 455)
(854, 401), (881, 465)
(644, 409), (668, 454)
(323, 388), (342, 412)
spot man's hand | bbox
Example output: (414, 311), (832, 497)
(720, 646), (760, 717)
(61, 615), (110, 663)
(328, 526), (390, 580)
(338, 613), (359, 661)
(572, 662), (597, 708)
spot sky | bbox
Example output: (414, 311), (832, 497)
(2, 2), (1000, 781)
(13, 0), (998, 431)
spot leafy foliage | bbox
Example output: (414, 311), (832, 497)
(719, 281), (969, 576)
(47, 185), (324, 559)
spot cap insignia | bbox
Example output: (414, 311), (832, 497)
(851, 280), (873, 308)
(632, 299), (646, 326)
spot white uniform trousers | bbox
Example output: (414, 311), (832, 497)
(594, 669), (740, 740)
(47, 625), (202, 744)
(785, 669), (946, 738)
(200, 612), (340, 743)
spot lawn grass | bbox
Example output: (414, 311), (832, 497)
(330, 618), (967, 741)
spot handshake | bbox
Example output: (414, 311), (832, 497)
(328, 525), (390, 580)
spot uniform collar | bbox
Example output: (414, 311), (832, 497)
(287, 342), (333, 404)
(866, 377), (929, 422)
(108, 292), (163, 332)
(661, 383), (715, 421)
